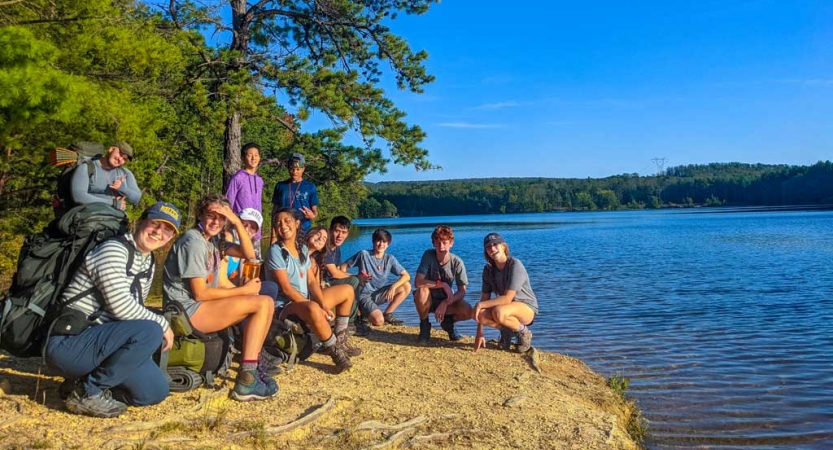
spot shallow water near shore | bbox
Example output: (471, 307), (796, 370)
(348, 208), (833, 449)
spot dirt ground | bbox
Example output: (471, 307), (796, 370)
(0, 325), (640, 450)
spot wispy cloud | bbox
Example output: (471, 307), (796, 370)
(473, 101), (527, 110)
(437, 122), (507, 129)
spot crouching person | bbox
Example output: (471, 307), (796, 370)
(45, 202), (181, 418)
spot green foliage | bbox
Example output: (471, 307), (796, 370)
(363, 162), (833, 217)
(164, 0), (439, 183)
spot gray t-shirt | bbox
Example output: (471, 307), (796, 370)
(343, 249), (406, 297)
(481, 257), (539, 313)
(416, 250), (468, 289)
(163, 229), (221, 317)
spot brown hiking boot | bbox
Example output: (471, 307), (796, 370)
(322, 343), (353, 373)
(336, 328), (362, 357)
(517, 327), (533, 353)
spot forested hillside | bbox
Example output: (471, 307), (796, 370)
(360, 162), (833, 217)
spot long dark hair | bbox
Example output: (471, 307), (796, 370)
(305, 226), (329, 268)
(273, 207), (307, 264)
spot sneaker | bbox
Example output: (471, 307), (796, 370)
(441, 316), (462, 341)
(499, 328), (514, 351)
(418, 319), (431, 343)
(59, 377), (78, 401)
(383, 313), (404, 326)
(65, 384), (127, 418)
(231, 369), (279, 402)
(517, 327), (533, 353)
(335, 329), (362, 357)
(322, 344), (353, 373)
(355, 317), (371, 337)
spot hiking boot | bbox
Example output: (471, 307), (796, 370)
(383, 312), (404, 326)
(355, 317), (371, 337)
(59, 377), (78, 400)
(259, 350), (284, 377)
(517, 327), (533, 353)
(418, 319), (431, 343)
(322, 344), (353, 373)
(347, 322), (357, 335)
(65, 384), (127, 418)
(335, 329), (362, 357)
(441, 316), (462, 341)
(499, 328), (514, 351)
(231, 369), (278, 402)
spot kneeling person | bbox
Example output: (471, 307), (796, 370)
(45, 202), (181, 418)
(343, 229), (411, 327)
(413, 225), (472, 343)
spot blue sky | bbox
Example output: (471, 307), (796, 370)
(312, 0), (832, 182)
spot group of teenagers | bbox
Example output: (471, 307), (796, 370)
(41, 142), (539, 420)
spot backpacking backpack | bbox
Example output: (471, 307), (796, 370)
(261, 317), (315, 371)
(0, 203), (128, 357)
(155, 301), (232, 392)
(50, 142), (105, 218)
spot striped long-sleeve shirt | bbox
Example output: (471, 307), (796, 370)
(61, 233), (169, 333)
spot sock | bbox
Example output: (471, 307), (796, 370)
(517, 324), (526, 333)
(322, 334), (337, 348)
(335, 316), (349, 333)
(420, 318), (430, 324)
(242, 360), (258, 372)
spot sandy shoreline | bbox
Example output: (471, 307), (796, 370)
(0, 325), (641, 449)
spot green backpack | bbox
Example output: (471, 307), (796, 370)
(156, 301), (232, 392)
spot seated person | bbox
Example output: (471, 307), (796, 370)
(70, 142), (141, 211)
(413, 225), (472, 343)
(224, 208), (264, 285)
(163, 194), (277, 402)
(264, 208), (359, 373)
(45, 202), (181, 418)
(342, 228), (411, 327)
(473, 233), (538, 353)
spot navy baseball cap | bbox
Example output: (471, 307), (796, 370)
(142, 202), (181, 231)
(483, 232), (505, 246)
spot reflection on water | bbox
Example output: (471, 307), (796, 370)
(348, 209), (833, 449)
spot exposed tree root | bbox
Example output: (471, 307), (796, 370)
(353, 416), (428, 433)
(365, 426), (418, 450)
(228, 396), (336, 438)
(405, 429), (484, 447)
(525, 347), (542, 373)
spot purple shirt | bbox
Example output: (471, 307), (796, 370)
(225, 169), (264, 239)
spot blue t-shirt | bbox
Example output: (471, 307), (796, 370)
(271, 179), (319, 231)
(343, 249), (406, 296)
(264, 243), (311, 305)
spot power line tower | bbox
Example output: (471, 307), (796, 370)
(651, 157), (668, 176)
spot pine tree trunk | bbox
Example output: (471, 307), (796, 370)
(223, 110), (242, 191)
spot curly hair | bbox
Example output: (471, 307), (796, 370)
(305, 226), (329, 267)
(431, 225), (454, 243)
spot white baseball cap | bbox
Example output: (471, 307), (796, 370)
(238, 208), (263, 231)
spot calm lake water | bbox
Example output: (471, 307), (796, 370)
(344, 209), (833, 449)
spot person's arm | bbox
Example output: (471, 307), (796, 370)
(88, 241), (169, 333)
(214, 204), (256, 260)
(114, 169), (141, 205)
(188, 276), (260, 301)
(69, 162), (108, 205)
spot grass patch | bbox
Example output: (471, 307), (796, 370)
(606, 372), (649, 447)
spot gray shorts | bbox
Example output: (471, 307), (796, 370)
(357, 284), (395, 316)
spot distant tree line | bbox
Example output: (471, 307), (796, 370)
(359, 162), (833, 217)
